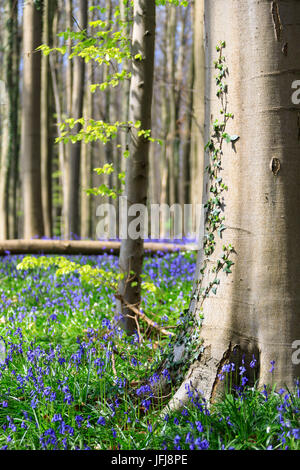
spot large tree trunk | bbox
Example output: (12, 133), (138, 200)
(168, 0), (300, 410)
(21, 0), (44, 239)
(117, 0), (156, 334)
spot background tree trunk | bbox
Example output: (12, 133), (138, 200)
(80, 3), (94, 240)
(0, 0), (20, 240)
(117, 0), (156, 334)
(67, 0), (88, 239)
(168, 0), (300, 410)
(8, 0), (20, 240)
(21, 0), (44, 239)
(41, 0), (56, 238)
(190, 0), (205, 235)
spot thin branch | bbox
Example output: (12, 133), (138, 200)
(115, 293), (175, 337)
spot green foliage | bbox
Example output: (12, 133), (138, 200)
(0, 254), (299, 450)
(37, 0), (172, 202)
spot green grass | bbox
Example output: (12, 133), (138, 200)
(0, 252), (299, 450)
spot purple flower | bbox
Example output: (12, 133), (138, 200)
(292, 429), (300, 440)
(97, 416), (106, 426)
(75, 415), (84, 428)
(195, 421), (204, 433)
(51, 413), (62, 423)
(269, 360), (275, 373)
(30, 397), (38, 409)
(250, 355), (257, 369)
(195, 438), (209, 450)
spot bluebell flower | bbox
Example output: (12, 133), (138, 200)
(250, 355), (257, 369)
(195, 421), (204, 433)
(75, 415), (84, 428)
(97, 416), (106, 426)
(195, 438), (209, 450)
(51, 413), (62, 423)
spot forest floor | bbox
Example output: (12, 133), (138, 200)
(0, 251), (299, 450)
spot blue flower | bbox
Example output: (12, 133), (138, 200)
(97, 416), (106, 426)
(51, 413), (62, 423)
(195, 421), (204, 433)
(269, 360), (275, 373)
(75, 415), (84, 428)
(195, 438), (209, 450)
(292, 429), (300, 440)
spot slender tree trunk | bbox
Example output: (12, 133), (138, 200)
(0, 0), (19, 240)
(50, 5), (65, 238)
(9, 1), (20, 239)
(117, 0), (156, 334)
(190, 0), (205, 236)
(119, 0), (131, 176)
(168, 0), (300, 410)
(178, 5), (193, 210)
(165, 4), (177, 208)
(80, 25), (94, 239)
(41, 0), (56, 238)
(160, 11), (169, 237)
(67, 0), (88, 238)
(180, 54), (194, 209)
(0, 80), (9, 239)
(62, 0), (73, 238)
(0, 3), (9, 240)
(21, 0), (44, 239)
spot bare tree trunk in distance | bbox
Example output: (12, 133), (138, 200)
(167, 0), (300, 411)
(41, 0), (56, 238)
(0, 4), (10, 240)
(9, 0), (20, 239)
(21, 0), (44, 239)
(0, 0), (20, 240)
(67, 0), (88, 239)
(117, 0), (156, 334)
(62, 0), (73, 238)
(190, 0), (205, 235)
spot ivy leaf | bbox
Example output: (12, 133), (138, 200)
(218, 224), (226, 238)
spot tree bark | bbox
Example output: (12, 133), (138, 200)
(41, 0), (56, 238)
(0, 0), (20, 240)
(165, 4), (177, 208)
(167, 0), (300, 410)
(62, 0), (73, 238)
(67, 0), (88, 239)
(190, 0), (205, 233)
(117, 0), (156, 334)
(9, 0), (20, 240)
(0, 239), (188, 256)
(0, 5), (10, 240)
(80, 3), (94, 240)
(21, 0), (44, 239)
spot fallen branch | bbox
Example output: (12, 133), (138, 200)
(0, 239), (192, 256)
(115, 293), (175, 338)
